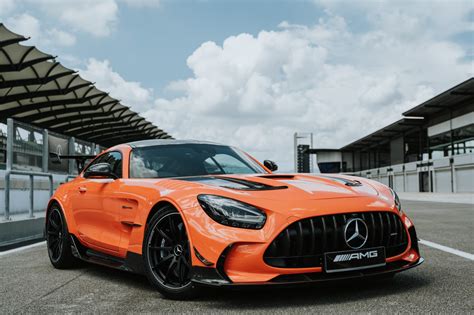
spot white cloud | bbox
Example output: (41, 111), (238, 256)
(314, 0), (472, 37)
(46, 28), (76, 46)
(145, 4), (472, 172)
(6, 13), (76, 48)
(80, 58), (153, 112)
(0, 0), (15, 15)
(6, 13), (41, 40)
(119, 0), (160, 8)
(1, 0), (160, 38)
(31, 0), (118, 37)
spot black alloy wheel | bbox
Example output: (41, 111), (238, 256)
(46, 204), (77, 268)
(47, 207), (64, 262)
(144, 207), (196, 299)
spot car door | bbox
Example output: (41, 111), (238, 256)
(70, 151), (124, 255)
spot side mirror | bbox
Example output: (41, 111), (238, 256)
(263, 160), (278, 172)
(84, 163), (117, 179)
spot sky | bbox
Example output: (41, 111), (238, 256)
(0, 0), (473, 171)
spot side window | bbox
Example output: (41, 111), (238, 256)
(83, 151), (123, 178)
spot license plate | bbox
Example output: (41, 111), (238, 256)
(324, 247), (386, 273)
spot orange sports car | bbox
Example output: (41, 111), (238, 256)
(45, 140), (423, 299)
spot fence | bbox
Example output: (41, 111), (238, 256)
(0, 118), (99, 218)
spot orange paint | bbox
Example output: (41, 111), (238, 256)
(49, 142), (422, 284)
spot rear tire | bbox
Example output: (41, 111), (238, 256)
(143, 206), (198, 300)
(46, 204), (78, 269)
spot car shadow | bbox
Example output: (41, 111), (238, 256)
(84, 263), (154, 291)
(200, 273), (431, 310)
(82, 263), (431, 309)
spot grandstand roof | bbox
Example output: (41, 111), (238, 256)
(0, 23), (172, 146)
(340, 77), (473, 152)
(403, 77), (474, 117)
(340, 117), (424, 151)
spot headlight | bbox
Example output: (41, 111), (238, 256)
(390, 189), (402, 213)
(197, 195), (266, 229)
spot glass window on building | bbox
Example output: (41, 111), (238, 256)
(48, 134), (69, 173)
(73, 141), (94, 173)
(430, 123), (474, 159)
(75, 142), (93, 155)
(12, 124), (43, 172)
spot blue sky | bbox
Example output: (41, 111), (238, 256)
(1, 0), (473, 171)
(7, 0), (326, 91)
(112, 0), (322, 91)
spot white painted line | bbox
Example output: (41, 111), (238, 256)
(0, 241), (46, 257)
(419, 239), (474, 261)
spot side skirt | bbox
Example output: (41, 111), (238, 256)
(70, 235), (145, 275)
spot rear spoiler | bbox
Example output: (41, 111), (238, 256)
(49, 153), (96, 172)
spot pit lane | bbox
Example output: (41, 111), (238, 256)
(1, 200), (472, 313)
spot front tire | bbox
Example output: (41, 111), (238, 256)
(46, 204), (78, 269)
(143, 206), (197, 300)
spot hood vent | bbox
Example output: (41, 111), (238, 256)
(320, 175), (362, 187)
(257, 175), (295, 179)
(178, 176), (288, 191)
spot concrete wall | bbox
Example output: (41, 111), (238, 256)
(0, 170), (70, 215)
(349, 153), (474, 193)
(455, 154), (474, 193)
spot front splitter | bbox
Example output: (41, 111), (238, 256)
(191, 257), (424, 287)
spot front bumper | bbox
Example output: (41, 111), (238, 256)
(182, 197), (422, 285)
(191, 257), (424, 287)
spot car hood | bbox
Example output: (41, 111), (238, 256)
(168, 173), (381, 201)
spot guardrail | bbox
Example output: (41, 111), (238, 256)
(66, 175), (77, 182)
(4, 170), (54, 221)
(345, 153), (474, 193)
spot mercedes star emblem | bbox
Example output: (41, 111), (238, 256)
(344, 218), (369, 249)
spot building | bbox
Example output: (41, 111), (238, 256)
(312, 78), (474, 193)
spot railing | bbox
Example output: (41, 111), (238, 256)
(4, 170), (54, 221)
(345, 153), (474, 193)
(66, 175), (77, 182)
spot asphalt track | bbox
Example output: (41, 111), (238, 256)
(1, 200), (473, 313)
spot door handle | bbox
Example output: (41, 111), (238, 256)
(78, 186), (87, 193)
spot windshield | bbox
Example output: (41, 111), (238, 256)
(129, 144), (267, 178)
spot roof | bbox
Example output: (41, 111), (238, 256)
(341, 117), (424, 151)
(128, 139), (223, 148)
(403, 77), (474, 117)
(0, 23), (172, 146)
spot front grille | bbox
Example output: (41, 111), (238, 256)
(264, 211), (408, 268)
